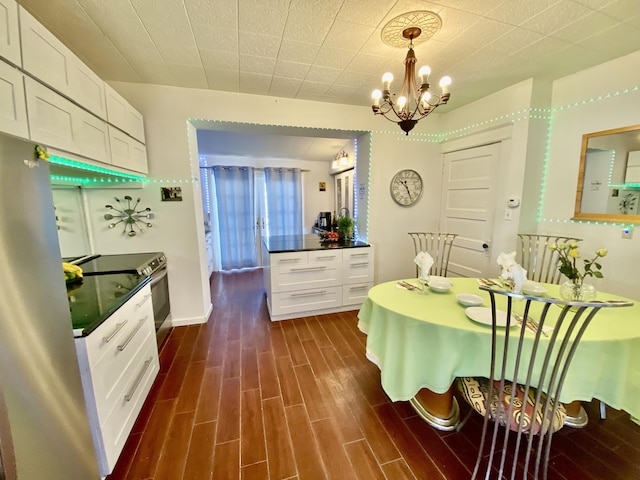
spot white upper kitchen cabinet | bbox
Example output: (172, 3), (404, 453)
(0, 0), (21, 66)
(18, 6), (107, 119)
(75, 107), (111, 165)
(25, 75), (111, 164)
(0, 60), (28, 138)
(104, 83), (146, 143)
(24, 75), (77, 153)
(108, 125), (148, 174)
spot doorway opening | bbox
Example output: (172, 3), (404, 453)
(191, 120), (371, 272)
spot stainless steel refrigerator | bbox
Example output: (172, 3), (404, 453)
(0, 135), (100, 479)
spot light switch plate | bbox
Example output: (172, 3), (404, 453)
(504, 208), (512, 221)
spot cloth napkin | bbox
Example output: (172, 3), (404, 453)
(414, 251), (434, 281)
(496, 251), (528, 294)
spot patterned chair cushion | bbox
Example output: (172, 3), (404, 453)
(457, 377), (566, 435)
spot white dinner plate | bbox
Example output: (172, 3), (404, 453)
(465, 307), (515, 327)
(522, 281), (547, 296)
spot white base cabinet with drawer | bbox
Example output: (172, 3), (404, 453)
(264, 245), (374, 321)
(74, 283), (159, 477)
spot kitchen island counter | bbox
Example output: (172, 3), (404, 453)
(262, 235), (374, 321)
(263, 234), (369, 253)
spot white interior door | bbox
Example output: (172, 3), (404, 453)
(334, 169), (354, 217)
(254, 170), (266, 265)
(439, 143), (500, 277)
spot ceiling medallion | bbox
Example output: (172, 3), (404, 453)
(381, 11), (442, 48)
(104, 196), (155, 236)
(373, 11), (451, 135)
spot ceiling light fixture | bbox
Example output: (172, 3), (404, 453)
(372, 11), (451, 135)
(332, 151), (349, 169)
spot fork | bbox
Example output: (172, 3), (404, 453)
(514, 314), (548, 337)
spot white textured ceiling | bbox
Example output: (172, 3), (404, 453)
(16, 0), (640, 160)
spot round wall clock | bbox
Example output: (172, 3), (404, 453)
(390, 169), (423, 206)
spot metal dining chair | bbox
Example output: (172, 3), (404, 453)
(456, 287), (632, 480)
(408, 232), (458, 277)
(518, 234), (611, 422)
(517, 234), (582, 284)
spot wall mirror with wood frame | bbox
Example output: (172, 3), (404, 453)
(574, 124), (640, 224)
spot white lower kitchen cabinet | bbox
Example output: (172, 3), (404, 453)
(74, 283), (159, 476)
(263, 238), (374, 321)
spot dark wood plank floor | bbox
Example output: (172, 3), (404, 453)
(106, 269), (640, 480)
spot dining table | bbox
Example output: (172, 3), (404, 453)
(357, 277), (640, 430)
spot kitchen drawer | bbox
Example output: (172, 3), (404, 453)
(343, 247), (373, 263)
(80, 285), (153, 368)
(271, 286), (341, 316)
(270, 251), (308, 266)
(309, 249), (342, 265)
(272, 262), (340, 293)
(90, 313), (155, 423)
(95, 340), (159, 475)
(342, 282), (373, 306)
(343, 258), (374, 285)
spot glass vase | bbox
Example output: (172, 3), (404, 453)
(559, 280), (596, 302)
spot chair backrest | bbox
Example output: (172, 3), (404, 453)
(408, 232), (458, 277)
(517, 234), (582, 284)
(473, 287), (632, 480)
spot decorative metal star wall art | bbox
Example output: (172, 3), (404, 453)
(104, 195), (155, 236)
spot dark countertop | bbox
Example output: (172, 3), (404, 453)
(263, 234), (370, 253)
(67, 272), (151, 337)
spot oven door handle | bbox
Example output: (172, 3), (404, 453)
(150, 267), (168, 286)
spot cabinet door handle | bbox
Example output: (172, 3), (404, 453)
(290, 266), (327, 272)
(135, 293), (152, 309)
(291, 290), (327, 297)
(316, 255), (336, 260)
(350, 262), (369, 267)
(124, 357), (153, 402)
(117, 317), (147, 352)
(349, 253), (369, 258)
(349, 285), (368, 291)
(279, 257), (302, 263)
(103, 320), (128, 343)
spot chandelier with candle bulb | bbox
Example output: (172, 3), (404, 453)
(372, 11), (451, 135)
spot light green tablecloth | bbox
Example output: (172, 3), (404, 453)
(357, 278), (640, 419)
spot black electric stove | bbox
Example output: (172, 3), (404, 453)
(68, 272), (151, 337)
(74, 252), (167, 276)
(67, 252), (171, 346)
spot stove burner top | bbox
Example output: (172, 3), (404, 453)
(77, 252), (166, 276)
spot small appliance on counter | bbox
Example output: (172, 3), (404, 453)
(70, 252), (171, 346)
(317, 211), (332, 230)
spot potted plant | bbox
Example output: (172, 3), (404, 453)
(548, 240), (607, 301)
(336, 215), (354, 240)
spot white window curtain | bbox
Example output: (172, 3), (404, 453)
(212, 166), (257, 270)
(264, 167), (303, 237)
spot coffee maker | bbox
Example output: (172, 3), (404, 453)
(317, 212), (331, 230)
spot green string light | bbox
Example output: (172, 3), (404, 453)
(48, 155), (147, 182)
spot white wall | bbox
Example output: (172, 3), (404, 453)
(539, 50), (640, 299)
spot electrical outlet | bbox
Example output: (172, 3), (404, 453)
(504, 208), (512, 221)
(622, 227), (634, 239)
